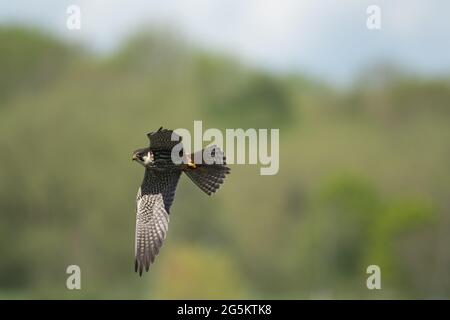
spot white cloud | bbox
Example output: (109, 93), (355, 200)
(0, 0), (449, 83)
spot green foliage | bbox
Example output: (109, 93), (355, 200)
(0, 26), (449, 299)
(0, 27), (76, 103)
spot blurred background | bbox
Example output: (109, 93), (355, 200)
(0, 0), (449, 299)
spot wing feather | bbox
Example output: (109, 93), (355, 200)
(147, 127), (182, 151)
(134, 169), (181, 275)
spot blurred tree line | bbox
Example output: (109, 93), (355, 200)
(0, 26), (449, 299)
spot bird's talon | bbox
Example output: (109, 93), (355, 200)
(187, 162), (197, 169)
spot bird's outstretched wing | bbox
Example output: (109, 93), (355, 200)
(147, 127), (182, 151)
(135, 169), (181, 275)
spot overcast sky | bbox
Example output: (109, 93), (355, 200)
(1, 0), (450, 84)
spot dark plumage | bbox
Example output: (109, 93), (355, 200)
(132, 127), (230, 275)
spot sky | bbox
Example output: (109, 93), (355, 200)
(1, 0), (450, 84)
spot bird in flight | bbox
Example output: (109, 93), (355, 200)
(131, 127), (230, 275)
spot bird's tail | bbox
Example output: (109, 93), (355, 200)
(183, 145), (230, 195)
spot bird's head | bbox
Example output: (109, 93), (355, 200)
(132, 148), (153, 167)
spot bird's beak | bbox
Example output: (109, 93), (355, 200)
(132, 153), (138, 161)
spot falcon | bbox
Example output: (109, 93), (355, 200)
(131, 127), (230, 275)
